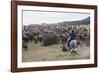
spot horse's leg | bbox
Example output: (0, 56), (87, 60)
(70, 48), (74, 54)
(74, 48), (78, 55)
(75, 48), (78, 52)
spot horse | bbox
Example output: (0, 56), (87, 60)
(69, 39), (79, 55)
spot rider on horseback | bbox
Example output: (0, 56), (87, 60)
(67, 30), (76, 48)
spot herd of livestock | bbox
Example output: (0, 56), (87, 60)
(22, 24), (90, 50)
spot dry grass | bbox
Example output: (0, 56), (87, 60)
(22, 41), (90, 62)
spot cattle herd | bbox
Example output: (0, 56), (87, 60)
(22, 23), (90, 51)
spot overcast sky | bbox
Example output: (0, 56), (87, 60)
(22, 10), (90, 25)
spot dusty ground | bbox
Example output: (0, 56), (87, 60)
(22, 41), (90, 62)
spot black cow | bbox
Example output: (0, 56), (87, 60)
(22, 35), (29, 50)
(42, 33), (59, 46)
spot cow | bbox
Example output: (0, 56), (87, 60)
(41, 33), (59, 46)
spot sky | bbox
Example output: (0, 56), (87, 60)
(22, 10), (90, 25)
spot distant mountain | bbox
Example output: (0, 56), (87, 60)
(83, 17), (90, 21)
(81, 17), (90, 24)
(58, 17), (90, 25)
